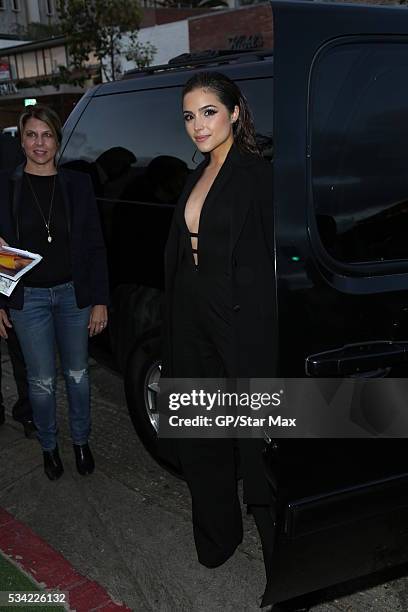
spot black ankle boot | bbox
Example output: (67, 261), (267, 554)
(43, 446), (64, 481)
(73, 443), (95, 475)
(23, 420), (37, 439)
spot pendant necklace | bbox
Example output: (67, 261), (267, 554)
(25, 173), (56, 243)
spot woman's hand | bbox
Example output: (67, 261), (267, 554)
(0, 237), (9, 247)
(88, 305), (108, 337)
(0, 308), (12, 339)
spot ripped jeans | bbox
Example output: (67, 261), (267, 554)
(10, 282), (91, 451)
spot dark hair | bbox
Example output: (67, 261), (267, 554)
(182, 71), (260, 156)
(19, 104), (62, 147)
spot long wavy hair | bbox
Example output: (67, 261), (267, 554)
(182, 71), (260, 156)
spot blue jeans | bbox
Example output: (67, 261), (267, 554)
(10, 282), (91, 451)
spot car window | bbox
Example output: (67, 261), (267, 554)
(310, 41), (408, 264)
(59, 75), (272, 289)
(59, 77), (273, 206)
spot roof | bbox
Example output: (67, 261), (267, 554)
(0, 36), (66, 56)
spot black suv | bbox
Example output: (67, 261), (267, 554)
(60, 47), (274, 449)
(59, 0), (408, 604)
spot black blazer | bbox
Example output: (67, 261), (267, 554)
(0, 163), (109, 310)
(164, 143), (276, 379)
(162, 144), (276, 505)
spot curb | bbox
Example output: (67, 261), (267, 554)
(0, 507), (132, 612)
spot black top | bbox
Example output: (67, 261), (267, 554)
(20, 173), (72, 287)
(0, 164), (109, 310)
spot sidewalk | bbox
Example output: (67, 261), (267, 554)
(0, 352), (266, 612)
(0, 350), (406, 612)
(0, 508), (131, 611)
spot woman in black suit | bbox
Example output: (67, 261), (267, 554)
(162, 72), (276, 607)
(0, 104), (109, 481)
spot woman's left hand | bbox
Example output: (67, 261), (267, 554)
(88, 305), (108, 337)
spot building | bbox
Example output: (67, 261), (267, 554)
(189, 3), (273, 53)
(0, 34), (96, 126)
(108, 8), (210, 78)
(0, 0), (58, 37)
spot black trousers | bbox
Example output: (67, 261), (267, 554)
(171, 265), (276, 603)
(0, 328), (31, 422)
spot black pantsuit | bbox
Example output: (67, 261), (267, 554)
(172, 232), (243, 566)
(162, 144), (277, 606)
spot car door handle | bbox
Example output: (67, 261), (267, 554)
(306, 341), (408, 376)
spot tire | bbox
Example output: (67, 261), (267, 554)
(124, 331), (181, 476)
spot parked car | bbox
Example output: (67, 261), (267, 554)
(59, 0), (408, 605)
(2, 126), (18, 138)
(60, 47), (274, 458)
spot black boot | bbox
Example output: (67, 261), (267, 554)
(22, 420), (37, 439)
(43, 446), (64, 481)
(73, 443), (95, 475)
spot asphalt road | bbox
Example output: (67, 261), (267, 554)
(0, 350), (407, 611)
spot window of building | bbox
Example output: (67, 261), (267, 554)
(310, 41), (408, 264)
(0, 1), (5, 11)
(11, 0), (21, 11)
(22, 52), (37, 78)
(16, 54), (24, 79)
(46, 0), (54, 15)
(8, 55), (17, 79)
(36, 50), (45, 76)
(50, 46), (67, 72)
(43, 48), (52, 74)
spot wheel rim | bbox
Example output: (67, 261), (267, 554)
(144, 360), (161, 433)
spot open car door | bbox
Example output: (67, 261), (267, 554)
(271, 0), (408, 602)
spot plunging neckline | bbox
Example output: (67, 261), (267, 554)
(183, 160), (224, 267)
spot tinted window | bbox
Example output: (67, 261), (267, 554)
(311, 42), (408, 264)
(60, 78), (273, 205)
(60, 77), (272, 288)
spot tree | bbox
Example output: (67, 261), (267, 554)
(24, 22), (63, 40)
(57, 0), (143, 81)
(124, 37), (157, 70)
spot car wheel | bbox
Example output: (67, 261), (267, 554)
(124, 332), (181, 475)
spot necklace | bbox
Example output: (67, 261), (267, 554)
(25, 173), (56, 243)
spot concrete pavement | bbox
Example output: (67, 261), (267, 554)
(0, 352), (266, 611)
(0, 350), (407, 611)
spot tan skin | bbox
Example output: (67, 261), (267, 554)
(0, 117), (108, 339)
(182, 88), (239, 264)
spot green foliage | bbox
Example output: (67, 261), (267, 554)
(124, 38), (157, 69)
(57, 0), (142, 80)
(24, 22), (63, 41)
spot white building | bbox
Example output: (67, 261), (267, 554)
(0, 0), (58, 37)
(101, 19), (190, 81)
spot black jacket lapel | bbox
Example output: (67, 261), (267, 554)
(199, 144), (255, 256)
(228, 146), (258, 254)
(57, 169), (72, 236)
(10, 163), (73, 241)
(10, 162), (25, 243)
(174, 158), (208, 224)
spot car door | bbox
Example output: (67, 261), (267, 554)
(270, 0), (408, 602)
